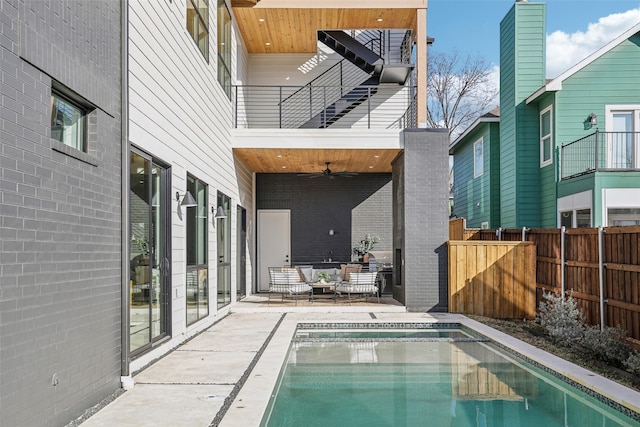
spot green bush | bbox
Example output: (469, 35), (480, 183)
(580, 326), (631, 368)
(536, 292), (585, 349)
(624, 351), (640, 376)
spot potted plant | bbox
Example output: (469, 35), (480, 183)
(352, 234), (380, 262)
(317, 271), (331, 284)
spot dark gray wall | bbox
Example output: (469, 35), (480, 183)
(393, 129), (449, 312)
(0, 1), (122, 426)
(256, 173), (391, 264)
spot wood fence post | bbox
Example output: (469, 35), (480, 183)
(598, 226), (605, 331)
(561, 226), (566, 297)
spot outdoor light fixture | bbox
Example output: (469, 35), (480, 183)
(588, 113), (597, 127)
(213, 206), (227, 219)
(176, 191), (197, 207)
(329, 229), (336, 236)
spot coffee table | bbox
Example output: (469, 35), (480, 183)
(311, 282), (337, 301)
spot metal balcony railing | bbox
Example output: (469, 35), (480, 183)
(560, 130), (640, 179)
(234, 85), (416, 130)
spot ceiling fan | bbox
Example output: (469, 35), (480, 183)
(297, 162), (359, 179)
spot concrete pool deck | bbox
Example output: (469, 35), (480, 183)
(78, 298), (640, 426)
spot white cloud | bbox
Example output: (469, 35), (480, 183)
(546, 8), (640, 78)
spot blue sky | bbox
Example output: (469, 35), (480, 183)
(428, 0), (640, 78)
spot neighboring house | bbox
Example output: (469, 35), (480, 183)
(1, 1), (450, 426)
(449, 108), (501, 228)
(451, 0), (640, 229)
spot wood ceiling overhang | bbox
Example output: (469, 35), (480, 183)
(231, 3), (420, 54)
(233, 148), (401, 173)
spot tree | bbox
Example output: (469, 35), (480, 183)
(427, 50), (499, 140)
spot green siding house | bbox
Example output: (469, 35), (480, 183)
(450, 109), (501, 228)
(451, 0), (640, 229)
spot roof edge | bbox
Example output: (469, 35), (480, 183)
(449, 116), (500, 153)
(526, 22), (640, 104)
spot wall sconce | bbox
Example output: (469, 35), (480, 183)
(176, 191), (197, 207)
(328, 229), (336, 236)
(585, 113), (597, 130)
(213, 206), (227, 219)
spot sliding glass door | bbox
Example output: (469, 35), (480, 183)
(130, 150), (170, 355)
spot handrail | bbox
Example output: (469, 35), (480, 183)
(560, 130), (640, 179)
(234, 84), (415, 130)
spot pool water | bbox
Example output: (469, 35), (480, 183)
(260, 328), (640, 426)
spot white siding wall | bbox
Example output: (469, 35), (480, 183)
(128, 0), (252, 368)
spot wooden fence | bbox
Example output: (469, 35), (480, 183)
(448, 241), (537, 319)
(449, 221), (640, 344)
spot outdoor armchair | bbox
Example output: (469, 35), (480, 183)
(335, 272), (379, 304)
(268, 267), (313, 305)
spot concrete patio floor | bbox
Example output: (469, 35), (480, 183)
(77, 297), (640, 427)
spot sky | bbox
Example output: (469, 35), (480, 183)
(428, 0), (640, 79)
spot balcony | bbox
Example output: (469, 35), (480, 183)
(560, 131), (640, 180)
(233, 84), (416, 130)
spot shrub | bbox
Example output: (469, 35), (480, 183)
(536, 292), (585, 349)
(624, 351), (640, 376)
(580, 326), (631, 368)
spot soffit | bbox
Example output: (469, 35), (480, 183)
(232, 7), (418, 53)
(233, 148), (400, 173)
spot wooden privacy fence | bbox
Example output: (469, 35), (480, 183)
(449, 221), (640, 344)
(448, 240), (537, 319)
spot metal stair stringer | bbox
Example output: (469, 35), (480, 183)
(318, 30), (384, 76)
(300, 77), (380, 129)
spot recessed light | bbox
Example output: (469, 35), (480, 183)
(374, 155), (379, 158)
(265, 42), (271, 46)
(285, 76), (290, 80)
(281, 165), (287, 169)
(377, 18), (383, 22)
(258, 18), (265, 22)
(369, 165), (374, 169)
(276, 154), (282, 158)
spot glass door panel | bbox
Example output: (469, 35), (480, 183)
(186, 175), (208, 325)
(609, 113), (633, 168)
(130, 150), (170, 355)
(151, 164), (167, 340)
(130, 152), (151, 352)
(237, 206), (247, 300)
(217, 192), (232, 308)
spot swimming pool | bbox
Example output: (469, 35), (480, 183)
(260, 323), (640, 426)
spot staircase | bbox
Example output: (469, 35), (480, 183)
(282, 29), (413, 129)
(299, 77), (379, 128)
(317, 30), (384, 76)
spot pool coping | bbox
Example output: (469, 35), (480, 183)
(218, 313), (640, 426)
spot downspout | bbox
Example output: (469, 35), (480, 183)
(120, 0), (133, 390)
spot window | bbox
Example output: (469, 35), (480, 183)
(187, 0), (209, 60)
(560, 208), (591, 228)
(186, 175), (208, 325)
(217, 0), (232, 99)
(51, 90), (86, 151)
(480, 221), (489, 229)
(608, 208), (640, 227)
(540, 106), (553, 167)
(473, 138), (484, 178)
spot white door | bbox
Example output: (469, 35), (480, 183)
(257, 210), (291, 292)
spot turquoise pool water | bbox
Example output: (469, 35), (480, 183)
(260, 327), (640, 426)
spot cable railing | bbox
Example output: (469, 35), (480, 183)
(560, 130), (640, 179)
(234, 85), (416, 130)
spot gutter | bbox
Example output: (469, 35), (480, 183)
(120, 0), (133, 390)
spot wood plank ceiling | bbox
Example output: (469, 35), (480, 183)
(233, 148), (401, 173)
(232, 8), (418, 53)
